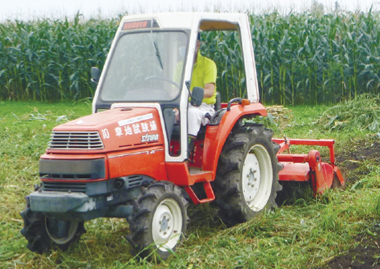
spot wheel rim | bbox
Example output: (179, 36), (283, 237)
(242, 144), (273, 211)
(45, 218), (79, 245)
(152, 198), (183, 252)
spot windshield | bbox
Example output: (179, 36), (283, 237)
(100, 31), (188, 102)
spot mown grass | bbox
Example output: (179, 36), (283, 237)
(0, 100), (379, 268)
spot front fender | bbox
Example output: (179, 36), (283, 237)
(202, 103), (267, 175)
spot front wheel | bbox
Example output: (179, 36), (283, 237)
(214, 124), (282, 226)
(127, 181), (188, 260)
(20, 202), (85, 253)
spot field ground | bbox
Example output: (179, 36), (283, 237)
(322, 137), (380, 269)
(0, 101), (379, 268)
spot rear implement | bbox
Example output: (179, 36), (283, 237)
(273, 138), (345, 194)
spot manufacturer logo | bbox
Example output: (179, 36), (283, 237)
(141, 134), (159, 142)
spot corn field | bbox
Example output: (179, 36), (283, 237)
(1, 12), (380, 104)
(0, 14), (117, 101)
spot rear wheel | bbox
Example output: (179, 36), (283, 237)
(20, 201), (85, 253)
(127, 181), (188, 260)
(214, 123), (282, 226)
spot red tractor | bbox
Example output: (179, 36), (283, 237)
(20, 13), (345, 260)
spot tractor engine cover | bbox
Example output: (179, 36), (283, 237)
(41, 106), (168, 183)
(46, 107), (165, 154)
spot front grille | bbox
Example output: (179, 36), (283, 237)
(48, 131), (104, 150)
(42, 182), (87, 193)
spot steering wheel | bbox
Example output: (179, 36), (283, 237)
(144, 76), (180, 89)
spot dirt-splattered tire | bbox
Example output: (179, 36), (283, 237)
(127, 181), (188, 260)
(20, 202), (85, 253)
(214, 123), (282, 226)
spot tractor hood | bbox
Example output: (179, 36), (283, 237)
(46, 107), (164, 153)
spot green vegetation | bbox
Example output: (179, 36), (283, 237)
(316, 93), (380, 132)
(0, 100), (379, 268)
(0, 14), (117, 101)
(1, 11), (380, 104)
(202, 11), (380, 105)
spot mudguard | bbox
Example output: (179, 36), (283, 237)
(202, 102), (267, 174)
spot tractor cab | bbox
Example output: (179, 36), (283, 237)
(91, 13), (260, 167)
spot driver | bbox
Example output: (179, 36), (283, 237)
(187, 33), (217, 155)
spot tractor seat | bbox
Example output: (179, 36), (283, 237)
(171, 92), (222, 139)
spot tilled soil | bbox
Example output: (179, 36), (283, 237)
(321, 230), (380, 269)
(335, 138), (380, 184)
(321, 136), (380, 268)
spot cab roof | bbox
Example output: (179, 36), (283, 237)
(119, 12), (246, 31)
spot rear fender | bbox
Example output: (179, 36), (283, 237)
(202, 103), (267, 174)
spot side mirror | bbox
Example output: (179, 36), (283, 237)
(91, 67), (100, 83)
(190, 87), (204, 107)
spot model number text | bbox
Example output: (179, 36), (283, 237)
(141, 134), (159, 142)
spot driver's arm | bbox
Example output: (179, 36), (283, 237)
(202, 58), (216, 99)
(204, 83), (215, 98)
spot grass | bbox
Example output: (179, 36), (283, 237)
(316, 94), (380, 132)
(0, 100), (379, 268)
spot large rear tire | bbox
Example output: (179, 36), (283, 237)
(214, 123), (282, 226)
(20, 201), (85, 253)
(127, 181), (188, 260)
